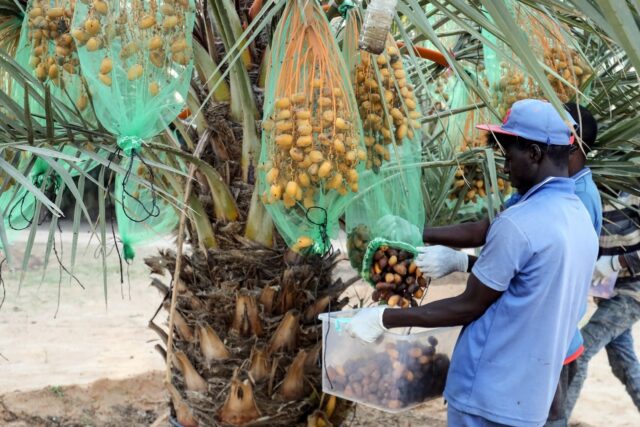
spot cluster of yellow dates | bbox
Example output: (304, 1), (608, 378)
(25, 1), (90, 109)
(354, 43), (421, 171)
(261, 81), (365, 210)
(72, 0), (191, 97)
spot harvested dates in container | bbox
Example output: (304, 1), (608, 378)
(369, 244), (428, 307)
(319, 310), (461, 412)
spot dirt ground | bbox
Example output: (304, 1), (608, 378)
(0, 229), (638, 426)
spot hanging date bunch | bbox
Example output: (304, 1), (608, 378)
(71, 0), (194, 108)
(425, 74), (451, 115)
(259, 0), (365, 254)
(343, 9), (425, 273)
(441, 75), (512, 206)
(24, 1), (77, 84)
(71, 0), (195, 260)
(352, 36), (422, 172)
(17, 0), (91, 113)
(484, 4), (592, 117)
(449, 130), (512, 204)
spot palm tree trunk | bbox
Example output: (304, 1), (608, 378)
(146, 1), (354, 425)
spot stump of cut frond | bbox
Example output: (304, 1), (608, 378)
(146, 234), (357, 427)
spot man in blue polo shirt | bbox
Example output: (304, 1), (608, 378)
(378, 102), (602, 425)
(348, 99), (599, 426)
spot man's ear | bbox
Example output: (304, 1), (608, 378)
(529, 144), (543, 163)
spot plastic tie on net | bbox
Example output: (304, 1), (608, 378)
(116, 135), (144, 157)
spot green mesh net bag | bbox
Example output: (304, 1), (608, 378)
(71, 0), (195, 149)
(341, 9), (425, 271)
(258, 0), (365, 254)
(12, 1), (108, 180)
(114, 153), (181, 261)
(482, 3), (593, 118)
(71, 0), (194, 259)
(0, 155), (55, 248)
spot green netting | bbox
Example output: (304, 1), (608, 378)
(0, 184), (35, 240)
(442, 70), (513, 213)
(114, 154), (181, 261)
(433, 76), (468, 153)
(0, 154), (53, 248)
(418, 3), (463, 53)
(342, 10), (425, 271)
(482, 3), (593, 117)
(71, 0), (194, 259)
(0, 148), (100, 246)
(258, 0), (365, 254)
(447, 76), (490, 202)
(345, 155), (425, 270)
(361, 237), (417, 286)
(345, 142), (424, 271)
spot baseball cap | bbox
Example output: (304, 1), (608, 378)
(476, 99), (576, 145)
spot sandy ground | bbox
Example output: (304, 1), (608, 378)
(0, 371), (165, 427)
(0, 227), (168, 394)
(0, 229), (638, 426)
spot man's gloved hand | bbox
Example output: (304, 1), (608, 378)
(346, 306), (388, 343)
(415, 245), (469, 279)
(592, 255), (622, 283)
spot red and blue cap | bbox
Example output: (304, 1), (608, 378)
(476, 99), (576, 146)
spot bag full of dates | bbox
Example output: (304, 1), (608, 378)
(362, 238), (429, 307)
(319, 309), (461, 412)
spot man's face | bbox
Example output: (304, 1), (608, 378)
(499, 140), (537, 194)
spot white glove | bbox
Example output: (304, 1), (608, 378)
(592, 255), (622, 282)
(346, 306), (388, 343)
(415, 245), (469, 279)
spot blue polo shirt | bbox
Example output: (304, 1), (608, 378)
(444, 177), (599, 426)
(572, 168), (602, 235)
(507, 168), (601, 234)
(504, 167), (602, 364)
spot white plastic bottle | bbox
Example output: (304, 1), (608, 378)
(359, 0), (398, 54)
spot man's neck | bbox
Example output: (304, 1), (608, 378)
(536, 164), (569, 182)
(568, 154), (586, 177)
(520, 165), (569, 194)
(568, 162), (586, 177)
